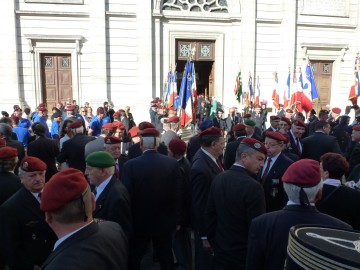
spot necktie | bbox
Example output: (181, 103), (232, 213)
(216, 158), (224, 172)
(37, 193), (41, 203)
(93, 187), (97, 197)
(261, 158), (272, 184)
(115, 163), (119, 178)
(296, 138), (301, 155)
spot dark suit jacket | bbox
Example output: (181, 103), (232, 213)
(257, 153), (293, 212)
(5, 138), (25, 174)
(223, 137), (244, 169)
(122, 150), (182, 237)
(190, 149), (222, 236)
(0, 172), (22, 205)
(347, 163), (360, 182)
(205, 165), (266, 269)
(41, 222), (128, 270)
(316, 184), (360, 230)
(127, 141), (168, 160)
(246, 205), (352, 270)
(287, 131), (301, 157)
(301, 132), (342, 161)
(186, 134), (201, 163)
(0, 187), (57, 270)
(93, 176), (132, 239)
(27, 136), (59, 182)
(57, 133), (95, 172)
(348, 142), (360, 176)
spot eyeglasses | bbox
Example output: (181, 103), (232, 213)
(279, 123), (289, 126)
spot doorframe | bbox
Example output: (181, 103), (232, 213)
(25, 35), (83, 106)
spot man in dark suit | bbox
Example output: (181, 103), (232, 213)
(122, 128), (183, 270)
(212, 109), (227, 131)
(288, 119), (306, 158)
(259, 132), (293, 212)
(85, 151), (132, 239)
(244, 119), (262, 141)
(40, 168), (128, 270)
(186, 119), (213, 163)
(205, 138), (267, 270)
(302, 120), (342, 161)
(0, 156), (57, 270)
(161, 116), (180, 147)
(0, 147), (22, 205)
(225, 107), (240, 140)
(348, 124), (360, 175)
(223, 123), (246, 169)
(261, 115), (280, 141)
(246, 159), (351, 270)
(190, 127), (225, 270)
(308, 109), (329, 136)
(84, 123), (116, 157)
(28, 122), (59, 182)
(57, 120), (95, 172)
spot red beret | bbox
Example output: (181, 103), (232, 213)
(0, 146), (17, 159)
(101, 123), (115, 131)
(0, 138), (6, 148)
(66, 105), (75, 111)
(40, 168), (88, 212)
(138, 121), (155, 130)
(352, 124), (360, 131)
(331, 107), (341, 114)
(20, 156), (46, 172)
(255, 105), (261, 109)
(118, 109), (125, 113)
(232, 123), (246, 132)
(128, 126), (140, 138)
(280, 117), (292, 126)
(199, 127), (223, 137)
(113, 121), (125, 130)
(167, 107), (176, 111)
(281, 133), (290, 143)
(97, 107), (105, 114)
(38, 106), (47, 112)
(270, 116), (280, 121)
(104, 136), (122, 144)
(151, 104), (158, 108)
(292, 119), (306, 128)
(168, 138), (187, 156)
(265, 131), (287, 142)
(168, 116), (180, 123)
(37, 103), (46, 109)
(69, 121), (82, 129)
(286, 109), (293, 113)
(240, 138), (267, 155)
(282, 159), (321, 187)
(243, 113), (252, 118)
(113, 111), (121, 117)
(141, 128), (160, 137)
(157, 105), (165, 110)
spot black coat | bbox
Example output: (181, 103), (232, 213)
(186, 134), (201, 163)
(287, 131), (302, 158)
(205, 165), (266, 269)
(223, 137), (244, 169)
(301, 132), (342, 161)
(93, 176), (132, 239)
(257, 153), (293, 212)
(348, 142), (360, 176)
(41, 222), (128, 270)
(0, 187), (57, 270)
(57, 133), (95, 172)
(246, 205), (352, 270)
(127, 141), (168, 160)
(122, 150), (183, 236)
(0, 172), (21, 206)
(27, 136), (59, 182)
(5, 138), (25, 174)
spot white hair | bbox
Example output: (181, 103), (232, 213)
(141, 136), (160, 149)
(284, 180), (323, 204)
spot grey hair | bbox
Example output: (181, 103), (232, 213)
(283, 180), (323, 204)
(141, 136), (160, 149)
(0, 123), (12, 138)
(235, 143), (258, 162)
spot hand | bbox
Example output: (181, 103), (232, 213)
(202, 239), (213, 253)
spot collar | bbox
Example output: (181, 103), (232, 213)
(201, 147), (218, 165)
(323, 178), (341, 187)
(287, 200), (315, 206)
(53, 221), (93, 250)
(95, 175), (112, 200)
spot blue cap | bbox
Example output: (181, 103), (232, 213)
(199, 119), (213, 131)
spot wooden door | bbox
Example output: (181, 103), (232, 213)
(310, 61), (333, 113)
(41, 54), (72, 110)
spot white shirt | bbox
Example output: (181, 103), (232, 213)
(95, 176), (112, 201)
(53, 221), (93, 250)
(323, 178), (341, 187)
(261, 152), (281, 177)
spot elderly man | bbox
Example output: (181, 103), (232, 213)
(244, 119), (262, 141)
(161, 116), (180, 147)
(84, 123), (116, 157)
(85, 151), (132, 239)
(0, 156), (57, 270)
(246, 159), (351, 270)
(205, 138), (267, 270)
(261, 116), (280, 141)
(40, 168), (128, 270)
(122, 128), (183, 270)
(288, 119), (306, 158)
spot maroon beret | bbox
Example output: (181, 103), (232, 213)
(352, 124), (360, 131)
(69, 121), (82, 129)
(243, 113), (252, 119)
(199, 127), (223, 137)
(168, 116), (180, 123)
(38, 106), (47, 112)
(20, 156), (46, 172)
(141, 128), (160, 137)
(113, 111), (121, 117)
(240, 138), (267, 155)
(66, 105), (75, 111)
(331, 107), (341, 114)
(128, 126), (140, 138)
(280, 117), (292, 126)
(265, 131), (287, 142)
(281, 133), (290, 143)
(151, 104), (158, 108)
(101, 123), (115, 131)
(292, 119), (306, 128)
(40, 168), (88, 212)
(37, 103), (46, 109)
(286, 109), (293, 113)
(104, 136), (122, 144)
(167, 107), (176, 111)
(97, 107), (105, 114)
(232, 123), (246, 132)
(0, 146), (17, 159)
(168, 138), (187, 156)
(138, 121), (155, 130)
(113, 122), (125, 130)
(0, 138), (6, 148)
(282, 159), (321, 187)
(270, 116), (280, 121)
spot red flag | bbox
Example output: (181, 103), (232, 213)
(272, 71), (279, 109)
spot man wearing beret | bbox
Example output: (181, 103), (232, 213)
(122, 128), (183, 270)
(57, 120), (95, 172)
(88, 107), (105, 137)
(244, 119), (262, 141)
(258, 131), (293, 212)
(246, 159), (351, 270)
(288, 119), (306, 158)
(103, 135), (127, 180)
(161, 116), (180, 147)
(190, 127), (225, 270)
(223, 123), (247, 169)
(205, 137), (266, 270)
(84, 122), (116, 157)
(308, 109), (329, 136)
(186, 119), (213, 163)
(40, 168), (128, 269)
(85, 151), (132, 239)
(261, 115), (280, 141)
(33, 106), (51, 138)
(0, 156), (57, 270)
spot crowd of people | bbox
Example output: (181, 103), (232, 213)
(0, 96), (359, 270)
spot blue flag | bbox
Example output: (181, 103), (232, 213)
(306, 64), (319, 101)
